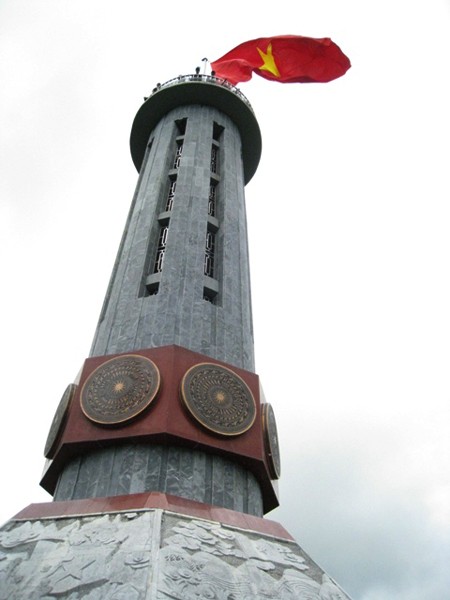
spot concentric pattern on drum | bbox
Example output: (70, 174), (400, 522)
(181, 363), (256, 435)
(262, 403), (281, 479)
(44, 383), (76, 458)
(80, 355), (160, 425)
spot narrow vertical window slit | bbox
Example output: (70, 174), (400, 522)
(173, 141), (183, 169)
(166, 179), (177, 211)
(210, 145), (218, 174)
(208, 183), (216, 217)
(204, 230), (215, 278)
(154, 225), (169, 274)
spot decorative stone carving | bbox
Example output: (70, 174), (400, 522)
(158, 514), (351, 600)
(0, 512), (154, 599)
(0, 510), (351, 599)
(81, 354), (160, 425)
(181, 363), (256, 435)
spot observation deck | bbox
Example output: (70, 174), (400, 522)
(130, 74), (262, 184)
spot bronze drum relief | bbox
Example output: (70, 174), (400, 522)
(262, 402), (281, 479)
(80, 354), (160, 425)
(181, 363), (256, 436)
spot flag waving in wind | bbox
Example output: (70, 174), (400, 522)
(211, 35), (351, 85)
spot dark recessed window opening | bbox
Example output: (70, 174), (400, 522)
(213, 122), (224, 141)
(173, 141), (183, 169)
(165, 178), (177, 212)
(204, 230), (215, 278)
(208, 184), (217, 217)
(203, 289), (216, 303)
(175, 118), (187, 135)
(210, 146), (218, 174)
(153, 225), (169, 274)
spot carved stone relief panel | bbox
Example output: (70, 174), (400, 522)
(0, 511), (156, 599)
(157, 513), (351, 600)
(0, 510), (351, 599)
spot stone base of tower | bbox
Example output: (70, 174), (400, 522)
(0, 493), (351, 599)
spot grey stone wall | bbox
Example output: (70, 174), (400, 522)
(90, 104), (255, 372)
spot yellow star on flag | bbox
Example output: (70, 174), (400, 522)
(256, 43), (280, 77)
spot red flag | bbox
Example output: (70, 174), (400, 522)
(211, 35), (351, 85)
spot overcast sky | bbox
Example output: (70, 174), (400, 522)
(1, 1), (450, 599)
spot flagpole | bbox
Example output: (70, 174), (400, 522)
(201, 57), (208, 74)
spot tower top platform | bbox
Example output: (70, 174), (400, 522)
(130, 74), (262, 184)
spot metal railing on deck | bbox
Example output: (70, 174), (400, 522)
(146, 74), (254, 113)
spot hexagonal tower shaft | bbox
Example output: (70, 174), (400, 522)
(90, 80), (260, 372)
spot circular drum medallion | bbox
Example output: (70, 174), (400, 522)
(44, 383), (76, 458)
(80, 355), (160, 425)
(181, 363), (256, 436)
(262, 403), (281, 479)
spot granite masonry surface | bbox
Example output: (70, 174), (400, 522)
(90, 105), (255, 373)
(53, 444), (264, 516)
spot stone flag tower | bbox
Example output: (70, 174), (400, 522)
(0, 75), (351, 599)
